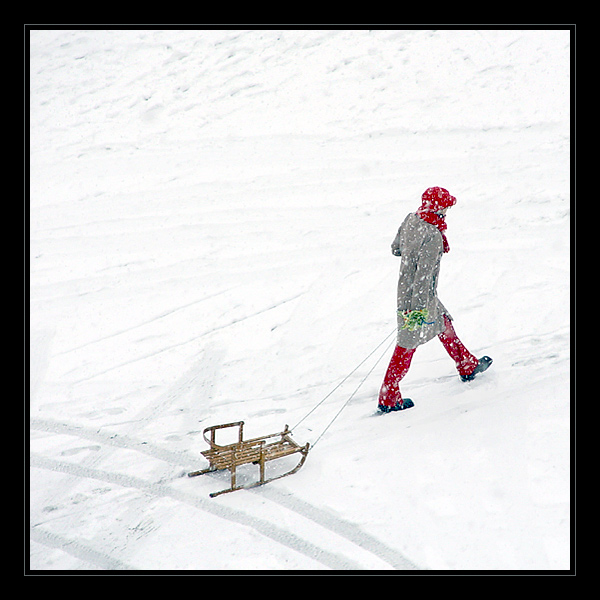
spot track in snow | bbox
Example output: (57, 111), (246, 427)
(30, 417), (419, 571)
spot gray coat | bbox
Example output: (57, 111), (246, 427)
(391, 212), (452, 349)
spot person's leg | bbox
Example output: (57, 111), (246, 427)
(438, 315), (479, 378)
(378, 345), (416, 410)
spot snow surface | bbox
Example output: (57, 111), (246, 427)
(28, 28), (572, 572)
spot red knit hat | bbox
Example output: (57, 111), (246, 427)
(420, 187), (456, 212)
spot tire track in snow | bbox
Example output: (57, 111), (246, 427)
(252, 486), (420, 570)
(30, 417), (419, 569)
(30, 453), (363, 571)
(29, 526), (134, 571)
(30, 417), (193, 469)
(30, 350), (224, 569)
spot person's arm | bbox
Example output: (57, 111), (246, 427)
(391, 228), (402, 256)
(411, 233), (442, 310)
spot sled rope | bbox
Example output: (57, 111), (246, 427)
(189, 329), (397, 496)
(291, 328), (397, 448)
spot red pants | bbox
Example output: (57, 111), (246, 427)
(378, 315), (478, 408)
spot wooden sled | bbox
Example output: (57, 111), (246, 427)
(188, 421), (310, 497)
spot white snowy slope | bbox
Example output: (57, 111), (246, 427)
(28, 28), (571, 571)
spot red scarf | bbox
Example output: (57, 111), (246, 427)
(416, 208), (450, 253)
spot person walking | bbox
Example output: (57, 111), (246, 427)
(378, 187), (492, 413)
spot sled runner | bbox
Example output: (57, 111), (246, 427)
(188, 421), (310, 497)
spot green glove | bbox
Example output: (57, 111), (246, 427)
(398, 308), (432, 331)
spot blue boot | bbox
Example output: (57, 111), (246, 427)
(378, 398), (414, 413)
(460, 356), (493, 382)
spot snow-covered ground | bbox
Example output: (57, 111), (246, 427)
(28, 28), (572, 571)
